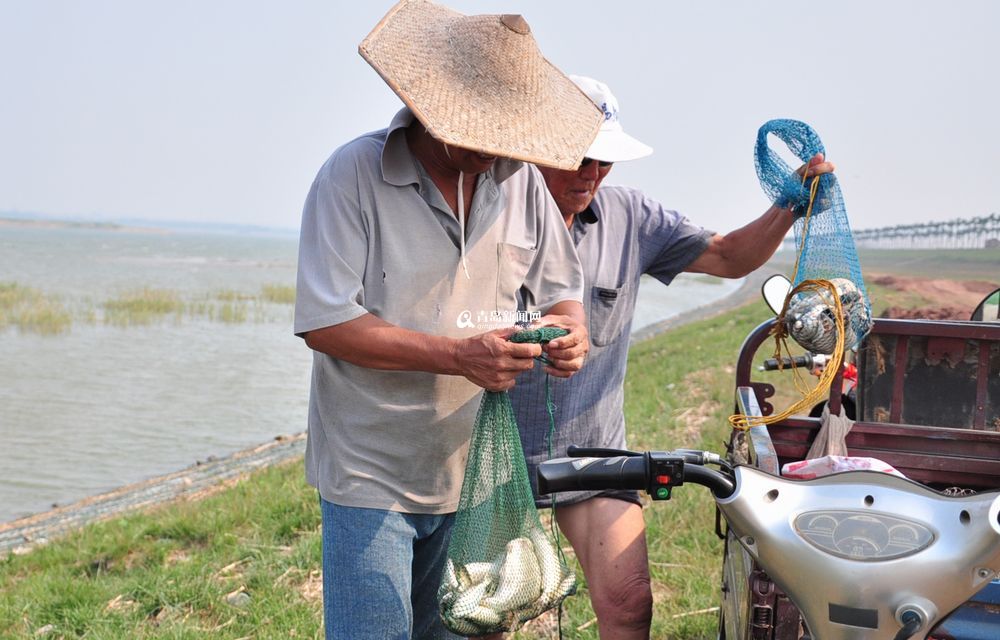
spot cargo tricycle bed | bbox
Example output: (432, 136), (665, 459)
(722, 316), (1000, 640)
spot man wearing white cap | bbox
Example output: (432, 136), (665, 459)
(293, 1), (603, 638)
(511, 75), (835, 638)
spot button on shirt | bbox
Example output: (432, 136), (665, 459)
(511, 184), (713, 506)
(294, 108), (584, 514)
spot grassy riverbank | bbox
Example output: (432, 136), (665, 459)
(1, 300), (774, 639)
(2, 250), (996, 639)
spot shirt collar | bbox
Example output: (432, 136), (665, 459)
(380, 107), (523, 187)
(578, 204), (600, 225)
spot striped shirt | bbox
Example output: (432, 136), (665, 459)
(511, 184), (712, 506)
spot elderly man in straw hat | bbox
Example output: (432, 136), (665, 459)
(293, 1), (602, 638)
(511, 75), (836, 639)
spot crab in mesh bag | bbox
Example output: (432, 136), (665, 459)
(756, 119), (874, 353)
(785, 277), (872, 355)
(438, 390), (576, 636)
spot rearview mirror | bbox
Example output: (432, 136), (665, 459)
(971, 288), (1000, 322)
(761, 274), (792, 316)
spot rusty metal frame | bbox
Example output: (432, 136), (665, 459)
(734, 317), (1000, 488)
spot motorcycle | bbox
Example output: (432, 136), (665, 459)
(535, 283), (1000, 640)
(537, 444), (1000, 640)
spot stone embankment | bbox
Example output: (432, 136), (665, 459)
(0, 434), (306, 556)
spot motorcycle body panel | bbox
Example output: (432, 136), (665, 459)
(725, 317), (1000, 640)
(718, 466), (1000, 640)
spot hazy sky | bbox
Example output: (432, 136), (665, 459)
(2, 1), (996, 232)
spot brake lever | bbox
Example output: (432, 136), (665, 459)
(671, 448), (731, 470)
(567, 445), (642, 458)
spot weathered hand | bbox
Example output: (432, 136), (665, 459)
(797, 153), (836, 180)
(531, 315), (590, 378)
(789, 153), (837, 218)
(455, 328), (541, 391)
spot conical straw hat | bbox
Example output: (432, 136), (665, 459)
(359, 0), (603, 170)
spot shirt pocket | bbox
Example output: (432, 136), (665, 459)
(496, 242), (536, 311)
(590, 284), (629, 346)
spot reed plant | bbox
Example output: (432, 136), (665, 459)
(214, 289), (255, 302)
(215, 302), (249, 324)
(103, 288), (184, 326)
(262, 284), (296, 305)
(0, 281), (72, 335)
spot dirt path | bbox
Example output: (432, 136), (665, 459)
(870, 273), (997, 320)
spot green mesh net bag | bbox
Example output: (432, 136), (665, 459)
(438, 330), (576, 636)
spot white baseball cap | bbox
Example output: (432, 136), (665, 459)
(570, 75), (653, 163)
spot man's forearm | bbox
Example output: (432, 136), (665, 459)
(545, 299), (585, 325)
(722, 205), (795, 274)
(303, 313), (460, 374)
(688, 206), (794, 278)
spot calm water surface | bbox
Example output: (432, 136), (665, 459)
(0, 225), (739, 523)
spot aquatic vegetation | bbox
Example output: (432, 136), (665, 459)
(103, 288), (184, 326)
(213, 289), (255, 302)
(1, 277), (297, 330)
(215, 302), (248, 324)
(0, 281), (72, 335)
(261, 283), (295, 305)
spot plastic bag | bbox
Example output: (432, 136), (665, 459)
(782, 455), (905, 479)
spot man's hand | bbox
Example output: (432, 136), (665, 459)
(797, 153), (836, 180)
(532, 314), (589, 378)
(454, 328), (541, 391)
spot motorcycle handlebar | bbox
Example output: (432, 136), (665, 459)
(760, 354), (814, 371)
(537, 452), (735, 500)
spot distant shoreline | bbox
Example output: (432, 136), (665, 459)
(0, 217), (167, 234)
(0, 215), (300, 237)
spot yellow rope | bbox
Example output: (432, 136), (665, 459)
(729, 170), (848, 431)
(790, 172), (821, 281)
(729, 279), (845, 430)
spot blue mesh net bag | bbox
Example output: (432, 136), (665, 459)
(755, 119), (873, 354)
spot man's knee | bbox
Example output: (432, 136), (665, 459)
(591, 571), (653, 629)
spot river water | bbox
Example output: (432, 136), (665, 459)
(0, 224), (739, 523)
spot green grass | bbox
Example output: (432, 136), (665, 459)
(1, 464), (324, 639)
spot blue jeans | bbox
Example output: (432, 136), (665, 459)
(320, 496), (461, 640)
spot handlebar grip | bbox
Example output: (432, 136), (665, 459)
(761, 354), (814, 371)
(537, 456), (646, 495)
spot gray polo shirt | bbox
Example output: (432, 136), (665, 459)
(294, 108), (584, 514)
(511, 184), (713, 506)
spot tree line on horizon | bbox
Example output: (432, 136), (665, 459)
(782, 212), (1000, 250)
